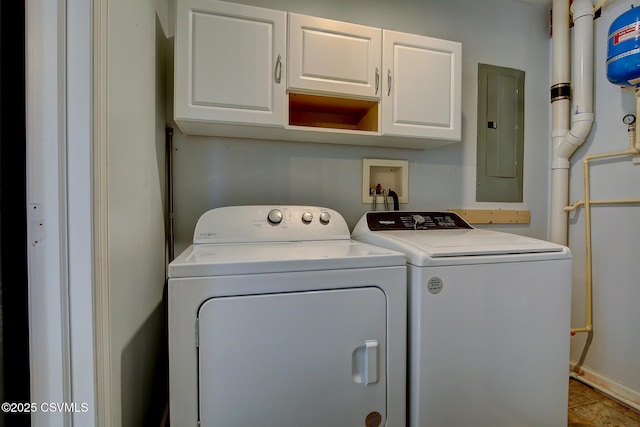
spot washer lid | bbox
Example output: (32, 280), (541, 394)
(352, 211), (570, 266)
(376, 228), (565, 256)
(169, 240), (406, 278)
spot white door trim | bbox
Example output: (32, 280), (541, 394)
(93, 0), (113, 424)
(26, 0), (98, 425)
(26, 0), (71, 425)
(67, 0), (98, 424)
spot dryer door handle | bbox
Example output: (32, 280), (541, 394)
(364, 340), (379, 385)
(352, 339), (380, 385)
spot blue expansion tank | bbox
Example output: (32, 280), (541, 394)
(607, 5), (640, 86)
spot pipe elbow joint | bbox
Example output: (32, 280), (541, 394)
(554, 112), (594, 162)
(572, 112), (594, 128)
(571, 0), (594, 20)
(554, 135), (583, 162)
(569, 112), (594, 144)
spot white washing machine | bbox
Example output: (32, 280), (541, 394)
(352, 211), (572, 427)
(168, 205), (407, 427)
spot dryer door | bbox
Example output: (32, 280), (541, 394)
(197, 287), (387, 427)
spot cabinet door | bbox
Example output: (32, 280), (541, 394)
(288, 13), (382, 99)
(382, 30), (461, 140)
(198, 288), (388, 427)
(174, 0), (286, 128)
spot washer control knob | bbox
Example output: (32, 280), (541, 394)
(267, 209), (283, 225)
(319, 211), (331, 225)
(301, 211), (313, 224)
(413, 214), (426, 225)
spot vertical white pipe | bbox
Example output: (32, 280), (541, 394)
(552, 0), (571, 89)
(550, 168), (570, 243)
(550, 0), (595, 245)
(572, 1), (595, 118)
(550, 0), (572, 245)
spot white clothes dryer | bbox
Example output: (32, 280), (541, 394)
(168, 206), (407, 427)
(353, 211), (572, 427)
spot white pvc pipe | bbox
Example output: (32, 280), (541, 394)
(550, 168), (570, 243)
(550, 0), (571, 245)
(550, 0), (595, 245)
(552, 0), (570, 86)
(572, 1), (595, 115)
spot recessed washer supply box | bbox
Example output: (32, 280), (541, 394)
(362, 158), (409, 204)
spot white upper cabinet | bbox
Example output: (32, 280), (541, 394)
(288, 13), (382, 99)
(174, 0), (287, 133)
(173, 0), (463, 148)
(382, 30), (461, 141)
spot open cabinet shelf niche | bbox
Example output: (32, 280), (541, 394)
(288, 93), (379, 132)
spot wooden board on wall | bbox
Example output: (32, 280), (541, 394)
(448, 209), (530, 224)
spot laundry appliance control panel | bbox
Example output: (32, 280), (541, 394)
(193, 205), (349, 244)
(364, 211), (473, 231)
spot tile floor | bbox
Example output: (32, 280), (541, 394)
(569, 378), (640, 426)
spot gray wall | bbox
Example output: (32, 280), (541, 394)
(171, 0), (552, 254)
(108, 0), (169, 423)
(568, 0), (640, 401)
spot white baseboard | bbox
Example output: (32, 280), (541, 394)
(570, 361), (640, 412)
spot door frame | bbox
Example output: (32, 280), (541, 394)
(25, 0), (103, 425)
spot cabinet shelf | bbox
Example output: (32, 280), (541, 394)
(288, 93), (378, 132)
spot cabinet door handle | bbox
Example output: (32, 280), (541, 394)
(387, 69), (392, 96)
(275, 54), (282, 84)
(375, 67), (380, 95)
